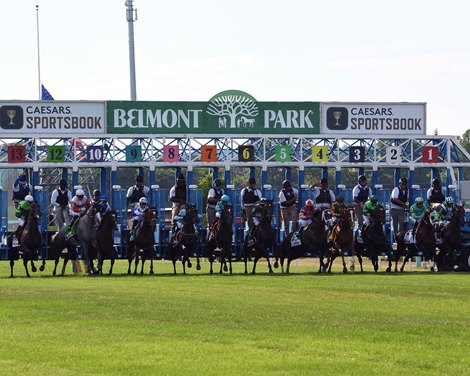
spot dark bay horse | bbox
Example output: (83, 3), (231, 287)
(274, 209), (329, 274)
(75, 203), (102, 274)
(355, 205), (391, 272)
(128, 207), (157, 275)
(437, 204), (465, 270)
(328, 207), (356, 273)
(9, 202), (45, 277)
(395, 211), (436, 272)
(205, 204), (233, 274)
(170, 204), (201, 274)
(96, 210), (119, 275)
(243, 199), (276, 274)
(50, 226), (79, 276)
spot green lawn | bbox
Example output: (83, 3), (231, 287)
(0, 260), (469, 375)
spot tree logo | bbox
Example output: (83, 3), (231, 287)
(207, 90), (259, 129)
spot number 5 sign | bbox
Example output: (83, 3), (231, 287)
(163, 145), (180, 162)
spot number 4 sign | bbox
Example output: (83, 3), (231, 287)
(422, 146), (438, 163)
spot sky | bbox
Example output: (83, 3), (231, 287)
(1, 0), (469, 136)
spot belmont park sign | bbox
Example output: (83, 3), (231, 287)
(107, 90), (321, 135)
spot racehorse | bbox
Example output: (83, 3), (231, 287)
(8, 202), (45, 277)
(50, 226), (79, 276)
(96, 210), (119, 275)
(328, 207), (356, 273)
(243, 199), (276, 274)
(395, 211), (436, 272)
(170, 204), (201, 274)
(205, 204), (233, 274)
(436, 204), (466, 271)
(128, 207), (157, 275)
(355, 205), (391, 272)
(274, 209), (330, 274)
(75, 203), (102, 274)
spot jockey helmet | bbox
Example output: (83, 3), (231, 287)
(282, 180), (291, 188)
(139, 197), (148, 205)
(430, 211), (440, 222)
(336, 195), (344, 202)
(221, 195), (230, 203)
(100, 194), (108, 202)
(415, 197), (424, 204)
(213, 178), (222, 188)
(76, 189), (85, 196)
(445, 196), (454, 205)
(370, 195), (378, 203)
(25, 195), (34, 203)
(93, 189), (101, 196)
(305, 199), (314, 206)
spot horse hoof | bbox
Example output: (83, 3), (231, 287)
(187, 262), (192, 268)
(386, 267), (391, 273)
(223, 266), (228, 272)
(343, 268), (348, 274)
(269, 269), (273, 274)
(149, 270), (155, 275)
(273, 262), (279, 268)
(39, 265), (45, 272)
(196, 264), (201, 271)
(31, 266), (37, 273)
(210, 270), (213, 274)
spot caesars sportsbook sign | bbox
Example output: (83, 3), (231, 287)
(0, 101), (105, 135)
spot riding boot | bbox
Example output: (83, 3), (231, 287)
(14, 225), (23, 246)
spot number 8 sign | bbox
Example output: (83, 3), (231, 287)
(164, 145), (180, 162)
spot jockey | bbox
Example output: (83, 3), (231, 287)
(248, 198), (269, 243)
(330, 195), (348, 226)
(410, 197), (427, 237)
(14, 194), (34, 242)
(130, 197), (149, 241)
(362, 195), (379, 230)
(12, 172), (33, 209)
(91, 189), (101, 205)
(215, 194), (231, 219)
(298, 199), (316, 229)
(69, 189), (91, 227)
(98, 194), (111, 215)
(440, 196), (455, 221)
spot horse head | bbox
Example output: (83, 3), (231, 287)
(183, 203), (199, 225)
(260, 199), (274, 221)
(372, 205), (386, 225)
(452, 204), (466, 225)
(28, 202), (41, 219)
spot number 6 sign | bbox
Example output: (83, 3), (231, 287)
(164, 145), (180, 162)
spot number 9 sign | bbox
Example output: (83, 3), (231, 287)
(164, 145), (180, 163)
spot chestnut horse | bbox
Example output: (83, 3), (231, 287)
(328, 207), (355, 273)
(9, 202), (45, 277)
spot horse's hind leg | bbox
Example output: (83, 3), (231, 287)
(356, 253), (363, 272)
(53, 258), (59, 276)
(31, 260), (37, 273)
(172, 258), (177, 275)
(134, 255), (139, 275)
(127, 258), (132, 275)
(266, 256), (274, 274)
(62, 259), (69, 276)
(10, 260), (14, 278)
(149, 257), (154, 275)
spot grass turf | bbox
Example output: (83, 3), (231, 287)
(0, 259), (469, 375)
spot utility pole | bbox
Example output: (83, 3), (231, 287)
(125, 0), (137, 101)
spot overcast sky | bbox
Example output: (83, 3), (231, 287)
(1, 0), (469, 136)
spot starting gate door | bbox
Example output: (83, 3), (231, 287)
(0, 187), (7, 259)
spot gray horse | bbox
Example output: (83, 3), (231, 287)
(75, 203), (102, 274)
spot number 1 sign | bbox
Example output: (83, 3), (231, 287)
(422, 146), (438, 163)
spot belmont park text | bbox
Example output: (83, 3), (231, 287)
(112, 109), (316, 129)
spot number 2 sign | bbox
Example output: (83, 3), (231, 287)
(164, 145), (180, 162)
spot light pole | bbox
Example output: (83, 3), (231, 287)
(125, 0), (137, 101)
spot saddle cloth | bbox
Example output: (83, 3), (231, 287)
(290, 232), (302, 247)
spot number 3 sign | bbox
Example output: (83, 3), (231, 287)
(164, 145), (180, 162)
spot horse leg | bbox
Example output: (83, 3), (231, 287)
(209, 255), (214, 274)
(109, 258), (115, 275)
(266, 256), (274, 274)
(400, 253), (410, 272)
(149, 257), (154, 275)
(39, 254), (46, 272)
(219, 257), (224, 274)
(53, 257), (59, 276)
(10, 260), (14, 278)
(228, 254), (233, 275)
(140, 257), (145, 275)
(252, 256), (259, 274)
(286, 258), (292, 274)
(23, 258), (31, 278)
(356, 253), (363, 272)
(31, 260), (37, 273)
(127, 257), (132, 275)
(134, 253), (139, 275)
(62, 259), (69, 276)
